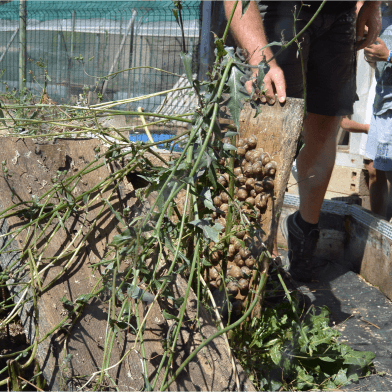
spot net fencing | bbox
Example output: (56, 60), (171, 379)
(0, 1), (202, 136)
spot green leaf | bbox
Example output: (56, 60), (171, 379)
(207, 165), (218, 191)
(55, 210), (65, 230)
(201, 258), (213, 267)
(180, 51), (193, 84)
(223, 143), (237, 151)
(201, 188), (215, 211)
(75, 293), (93, 305)
(241, 1), (250, 17)
(348, 372), (359, 382)
(224, 131), (238, 137)
(172, 8), (179, 25)
(162, 309), (179, 322)
(189, 218), (221, 242)
(226, 64), (249, 129)
(127, 284), (141, 299)
(269, 379), (282, 391)
(60, 296), (74, 310)
(214, 37), (227, 58)
(111, 228), (134, 247)
(173, 297), (185, 309)
(319, 356), (335, 362)
(203, 224), (220, 243)
(126, 285), (155, 304)
(270, 344), (281, 365)
(257, 62), (269, 91)
(116, 321), (128, 330)
(295, 368), (314, 389)
(102, 198), (125, 226)
(343, 349), (375, 367)
(333, 369), (348, 386)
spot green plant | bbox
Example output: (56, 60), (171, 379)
(231, 272), (375, 390)
(0, 1), (376, 390)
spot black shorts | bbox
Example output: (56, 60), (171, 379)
(259, 3), (357, 116)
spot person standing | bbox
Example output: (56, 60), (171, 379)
(224, 1), (382, 282)
(364, 2), (392, 220)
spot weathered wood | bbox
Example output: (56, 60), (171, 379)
(239, 98), (304, 252)
(0, 137), (255, 391)
(345, 206), (392, 301)
(279, 199), (392, 303)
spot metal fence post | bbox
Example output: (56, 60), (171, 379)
(19, 0), (26, 91)
(67, 10), (76, 93)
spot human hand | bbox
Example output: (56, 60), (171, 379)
(245, 64), (286, 104)
(364, 37), (390, 62)
(356, 1), (382, 50)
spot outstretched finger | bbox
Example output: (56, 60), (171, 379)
(263, 76), (275, 104)
(269, 67), (286, 103)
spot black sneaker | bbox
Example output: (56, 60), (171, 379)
(280, 211), (320, 282)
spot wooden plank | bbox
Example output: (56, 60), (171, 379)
(346, 207), (392, 301)
(238, 98), (304, 252)
(278, 201), (392, 302)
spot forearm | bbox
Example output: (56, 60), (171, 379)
(223, 1), (277, 67)
(361, 1), (382, 11)
(340, 117), (370, 133)
(356, 1), (364, 17)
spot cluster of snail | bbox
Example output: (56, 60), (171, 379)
(207, 134), (277, 304)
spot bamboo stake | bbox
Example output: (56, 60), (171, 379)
(137, 107), (154, 144)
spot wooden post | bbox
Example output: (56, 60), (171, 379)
(19, 0), (27, 91)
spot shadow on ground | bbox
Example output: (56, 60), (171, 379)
(279, 248), (392, 391)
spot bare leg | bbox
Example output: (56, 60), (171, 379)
(296, 113), (342, 224)
(385, 171), (392, 221)
(366, 160), (388, 217)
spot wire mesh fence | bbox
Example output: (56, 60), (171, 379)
(0, 1), (202, 134)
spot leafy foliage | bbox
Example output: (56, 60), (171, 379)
(0, 1), (377, 391)
(231, 291), (375, 391)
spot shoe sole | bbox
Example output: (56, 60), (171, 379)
(280, 215), (291, 263)
(279, 214), (292, 271)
